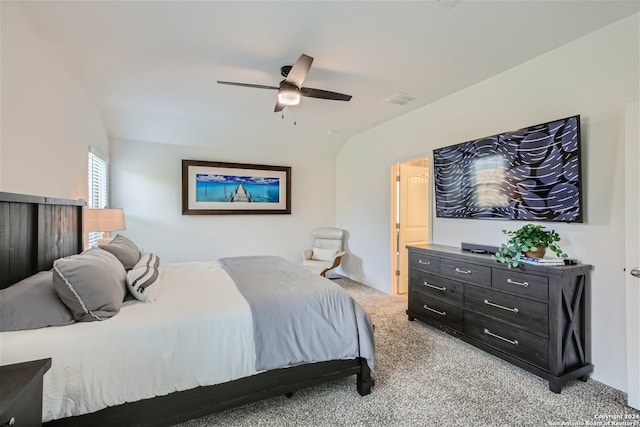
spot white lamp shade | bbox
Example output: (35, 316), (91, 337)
(86, 208), (126, 233)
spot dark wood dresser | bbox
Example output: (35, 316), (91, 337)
(0, 358), (51, 426)
(407, 244), (592, 393)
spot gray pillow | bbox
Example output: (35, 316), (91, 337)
(53, 248), (127, 322)
(0, 271), (75, 332)
(99, 234), (141, 270)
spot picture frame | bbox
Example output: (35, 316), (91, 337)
(182, 160), (291, 215)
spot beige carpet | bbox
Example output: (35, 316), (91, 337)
(174, 276), (639, 427)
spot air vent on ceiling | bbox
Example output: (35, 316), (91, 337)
(437, 0), (460, 9)
(383, 92), (416, 106)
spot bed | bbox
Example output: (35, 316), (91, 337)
(0, 192), (375, 427)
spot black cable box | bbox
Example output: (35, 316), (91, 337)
(461, 242), (499, 255)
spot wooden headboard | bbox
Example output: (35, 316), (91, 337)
(0, 192), (84, 290)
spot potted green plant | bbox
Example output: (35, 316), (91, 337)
(492, 224), (568, 268)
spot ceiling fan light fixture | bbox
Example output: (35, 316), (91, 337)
(277, 88), (301, 106)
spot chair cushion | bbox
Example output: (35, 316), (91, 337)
(302, 259), (332, 275)
(312, 227), (344, 239)
(311, 247), (338, 261)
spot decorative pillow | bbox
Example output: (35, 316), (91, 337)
(99, 234), (141, 270)
(0, 271), (75, 332)
(126, 252), (162, 302)
(311, 247), (339, 262)
(53, 248), (127, 322)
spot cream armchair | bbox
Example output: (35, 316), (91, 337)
(301, 227), (346, 276)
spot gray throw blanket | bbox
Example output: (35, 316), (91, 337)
(219, 256), (376, 372)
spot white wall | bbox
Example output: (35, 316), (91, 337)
(110, 136), (337, 264)
(3, 0), (637, 394)
(0, 2), (108, 200)
(337, 14), (639, 392)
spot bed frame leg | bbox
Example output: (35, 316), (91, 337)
(356, 359), (372, 396)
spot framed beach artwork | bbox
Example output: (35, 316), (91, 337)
(182, 160), (291, 215)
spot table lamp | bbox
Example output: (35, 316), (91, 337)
(86, 208), (126, 245)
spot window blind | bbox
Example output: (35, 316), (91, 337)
(88, 151), (109, 247)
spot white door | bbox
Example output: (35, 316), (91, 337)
(397, 162), (429, 294)
(625, 101), (639, 410)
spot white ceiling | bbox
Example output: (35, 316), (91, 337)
(16, 0), (640, 152)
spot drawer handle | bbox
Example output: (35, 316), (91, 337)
(418, 260), (431, 266)
(484, 328), (519, 346)
(454, 267), (471, 275)
(507, 278), (529, 287)
(422, 304), (446, 316)
(484, 299), (519, 313)
(423, 282), (446, 292)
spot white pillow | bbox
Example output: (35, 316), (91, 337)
(311, 247), (339, 261)
(126, 252), (162, 302)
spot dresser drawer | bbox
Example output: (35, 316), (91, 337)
(410, 252), (440, 274)
(465, 285), (548, 336)
(440, 258), (491, 287)
(464, 312), (549, 370)
(408, 292), (463, 331)
(493, 269), (549, 301)
(410, 270), (463, 307)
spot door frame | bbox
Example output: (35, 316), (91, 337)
(390, 157), (431, 295)
(625, 100), (639, 409)
(390, 163), (400, 294)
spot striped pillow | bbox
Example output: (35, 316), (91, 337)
(126, 252), (162, 302)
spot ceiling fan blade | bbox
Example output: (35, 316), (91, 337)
(300, 87), (352, 102)
(274, 100), (286, 112)
(218, 55), (350, 111)
(284, 54), (313, 88)
(217, 81), (279, 90)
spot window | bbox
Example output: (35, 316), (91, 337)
(88, 151), (109, 247)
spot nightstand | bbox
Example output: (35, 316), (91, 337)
(0, 358), (51, 427)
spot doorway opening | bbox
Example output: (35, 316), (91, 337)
(390, 158), (430, 295)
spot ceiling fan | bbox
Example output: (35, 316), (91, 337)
(217, 54), (352, 112)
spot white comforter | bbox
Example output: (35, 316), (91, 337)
(0, 261), (258, 422)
